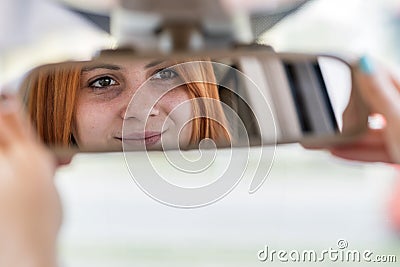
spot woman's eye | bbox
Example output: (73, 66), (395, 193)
(89, 77), (118, 88)
(152, 69), (178, 80)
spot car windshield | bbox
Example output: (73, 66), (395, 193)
(260, 0), (400, 69)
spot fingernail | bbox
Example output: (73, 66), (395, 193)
(359, 55), (374, 74)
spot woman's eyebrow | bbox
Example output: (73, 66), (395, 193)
(82, 64), (121, 72)
(144, 60), (165, 69)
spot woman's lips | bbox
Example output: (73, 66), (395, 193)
(116, 131), (163, 146)
(142, 133), (161, 146)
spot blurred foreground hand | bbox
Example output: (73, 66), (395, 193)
(0, 94), (60, 267)
(330, 56), (400, 164)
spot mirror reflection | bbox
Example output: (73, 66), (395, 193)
(21, 51), (367, 152)
(23, 57), (236, 151)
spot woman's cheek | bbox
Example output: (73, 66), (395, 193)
(75, 102), (109, 145)
(162, 87), (192, 114)
(163, 88), (193, 144)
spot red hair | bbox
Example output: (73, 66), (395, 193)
(24, 63), (81, 147)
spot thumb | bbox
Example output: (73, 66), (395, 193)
(356, 56), (400, 119)
(53, 148), (76, 167)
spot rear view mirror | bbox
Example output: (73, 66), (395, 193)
(20, 48), (368, 153)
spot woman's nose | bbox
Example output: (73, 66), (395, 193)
(122, 94), (160, 121)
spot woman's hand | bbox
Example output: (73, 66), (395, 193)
(0, 94), (61, 267)
(329, 56), (400, 164)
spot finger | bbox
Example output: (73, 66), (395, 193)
(390, 74), (400, 94)
(330, 146), (392, 163)
(327, 129), (389, 162)
(356, 56), (400, 118)
(53, 148), (76, 167)
(0, 115), (14, 149)
(307, 128), (385, 152)
(0, 95), (21, 147)
(334, 128), (385, 148)
(0, 95), (32, 142)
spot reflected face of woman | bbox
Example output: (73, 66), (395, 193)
(74, 59), (193, 150)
